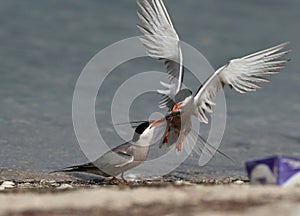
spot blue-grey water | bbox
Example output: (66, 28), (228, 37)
(0, 0), (299, 178)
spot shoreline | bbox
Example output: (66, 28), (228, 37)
(1, 168), (299, 216)
(0, 167), (248, 191)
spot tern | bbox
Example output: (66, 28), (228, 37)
(54, 121), (155, 184)
(137, 0), (291, 152)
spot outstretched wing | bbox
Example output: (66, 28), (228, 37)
(137, 0), (184, 109)
(193, 42), (291, 123)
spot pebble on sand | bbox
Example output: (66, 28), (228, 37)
(233, 180), (244, 185)
(0, 181), (16, 189)
(57, 184), (73, 190)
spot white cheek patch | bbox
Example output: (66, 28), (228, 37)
(138, 128), (155, 146)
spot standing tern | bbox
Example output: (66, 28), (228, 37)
(137, 0), (291, 152)
(54, 121), (155, 184)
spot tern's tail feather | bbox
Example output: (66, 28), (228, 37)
(189, 129), (234, 162)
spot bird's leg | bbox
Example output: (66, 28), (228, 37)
(163, 127), (170, 144)
(121, 172), (129, 185)
(112, 177), (122, 185)
(176, 133), (184, 152)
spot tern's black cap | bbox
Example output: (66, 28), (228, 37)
(132, 121), (150, 142)
(175, 89), (192, 103)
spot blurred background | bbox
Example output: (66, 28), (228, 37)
(0, 0), (299, 177)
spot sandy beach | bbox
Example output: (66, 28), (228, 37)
(1, 168), (299, 216)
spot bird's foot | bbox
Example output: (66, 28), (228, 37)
(176, 134), (184, 152)
(176, 142), (182, 152)
(112, 177), (122, 185)
(163, 134), (168, 144)
(163, 127), (170, 144)
(122, 178), (129, 185)
(120, 172), (129, 185)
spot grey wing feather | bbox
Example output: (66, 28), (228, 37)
(96, 143), (134, 170)
(193, 42), (291, 123)
(137, 0), (183, 109)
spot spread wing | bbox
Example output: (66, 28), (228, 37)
(193, 42), (291, 123)
(137, 0), (183, 109)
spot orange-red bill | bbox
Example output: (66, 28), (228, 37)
(150, 118), (163, 129)
(172, 103), (182, 111)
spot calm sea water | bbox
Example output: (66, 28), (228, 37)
(0, 0), (299, 178)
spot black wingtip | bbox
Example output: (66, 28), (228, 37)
(49, 170), (59, 174)
(50, 164), (92, 174)
(49, 167), (75, 174)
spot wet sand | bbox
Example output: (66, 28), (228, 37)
(0, 168), (299, 216)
